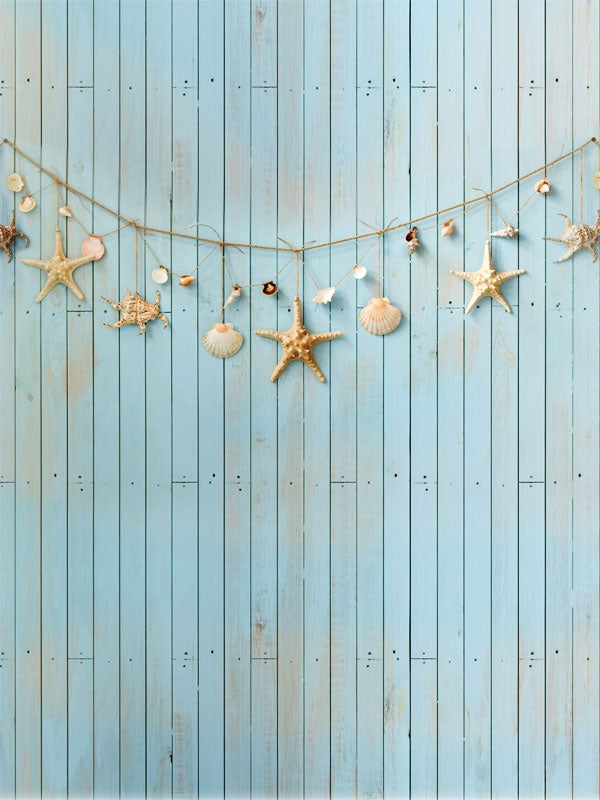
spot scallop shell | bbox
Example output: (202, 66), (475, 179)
(7, 173), (25, 192)
(262, 281), (278, 296)
(81, 235), (105, 261)
(312, 286), (336, 304)
(59, 205), (72, 217)
(179, 274), (195, 286)
(535, 178), (551, 194)
(441, 219), (454, 236)
(353, 264), (367, 279)
(18, 194), (36, 213)
(151, 265), (169, 284)
(593, 171), (600, 190)
(359, 296), (402, 336)
(202, 322), (244, 358)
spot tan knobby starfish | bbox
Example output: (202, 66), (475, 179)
(255, 295), (341, 382)
(21, 228), (94, 302)
(451, 240), (524, 314)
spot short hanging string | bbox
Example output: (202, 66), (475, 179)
(55, 178), (61, 229)
(295, 250), (301, 297)
(486, 193), (491, 238)
(220, 242), (226, 322)
(134, 223), (139, 294)
(376, 229), (382, 298)
(580, 148), (584, 222)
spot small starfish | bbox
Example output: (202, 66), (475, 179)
(255, 295), (341, 382)
(21, 228), (94, 302)
(451, 240), (524, 314)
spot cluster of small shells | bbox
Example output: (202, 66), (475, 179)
(7, 172), (37, 213)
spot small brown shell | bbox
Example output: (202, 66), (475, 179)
(7, 173), (25, 192)
(262, 281), (278, 296)
(535, 178), (551, 194)
(179, 274), (195, 286)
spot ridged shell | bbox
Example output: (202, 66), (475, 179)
(359, 296), (402, 336)
(19, 194), (36, 213)
(353, 264), (367, 279)
(81, 235), (105, 261)
(7, 173), (25, 192)
(202, 322), (244, 358)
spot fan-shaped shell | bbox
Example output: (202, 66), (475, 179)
(202, 322), (244, 358)
(359, 296), (402, 336)
(19, 194), (36, 213)
(81, 235), (105, 261)
(7, 173), (25, 192)
(353, 264), (367, 279)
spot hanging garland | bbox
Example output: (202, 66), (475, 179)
(1, 136), (599, 381)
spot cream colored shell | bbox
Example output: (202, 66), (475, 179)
(353, 264), (367, 279)
(312, 286), (336, 304)
(81, 235), (105, 261)
(202, 322), (244, 358)
(19, 194), (36, 213)
(359, 296), (402, 335)
(7, 173), (25, 192)
(442, 219), (454, 237)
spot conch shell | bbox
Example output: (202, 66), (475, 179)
(224, 284), (242, 309)
(405, 226), (419, 254)
(490, 223), (519, 238)
(202, 322), (244, 358)
(359, 296), (402, 336)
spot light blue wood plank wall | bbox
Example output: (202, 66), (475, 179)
(0, 0), (598, 797)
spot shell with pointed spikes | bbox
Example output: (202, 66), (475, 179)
(359, 296), (402, 336)
(202, 322), (244, 358)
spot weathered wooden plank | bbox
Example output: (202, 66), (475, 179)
(0, 483), (15, 797)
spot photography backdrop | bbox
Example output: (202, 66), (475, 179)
(0, 0), (599, 797)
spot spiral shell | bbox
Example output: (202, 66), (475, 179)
(359, 296), (402, 336)
(202, 322), (244, 358)
(405, 226), (419, 254)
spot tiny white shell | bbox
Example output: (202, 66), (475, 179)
(18, 194), (36, 213)
(224, 284), (242, 308)
(7, 173), (25, 192)
(359, 296), (402, 336)
(442, 219), (454, 236)
(490, 223), (519, 239)
(535, 178), (551, 194)
(312, 286), (336, 304)
(59, 205), (72, 217)
(151, 266), (169, 284)
(353, 264), (367, 279)
(81, 235), (105, 261)
(593, 171), (600, 190)
(202, 322), (244, 358)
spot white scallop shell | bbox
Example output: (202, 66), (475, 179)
(353, 264), (367, 279)
(359, 296), (402, 336)
(312, 286), (336, 304)
(7, 173), (25, 192)
(151, 265), (169, 284)
(202, 322), (244, 358)
(81, 235), (105, 261)
(18, 194), (36, 213)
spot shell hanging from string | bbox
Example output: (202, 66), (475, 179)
(224, 284), (242, 308)
(359, 297), (402, 335)
(202, 322), (244, 358)
(441, 219), (454, 237)
(405, 226), (419, 254)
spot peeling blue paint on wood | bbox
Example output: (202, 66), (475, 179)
(0, 0), (599, 797)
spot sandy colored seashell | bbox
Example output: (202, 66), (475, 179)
(179, 274), (195, 286)
(262, 281), (278, 296)
(405, 226), (419, 254)
(151, 265), (169, 284)
(353, 264), (367, 279)
(593, 171), (600, 190)
(81, 234), (105, 261)
(224, 284), (242, 309)
(59, 205), (72, 217)
(535, 178), (551, 194)
(19, 194), (36, 213)
(442, 219), (454, 237)
(202, 322), (244, 358)
(490, 223), (519, 239)
(7, 173), (25, 192)
(312, 286), (336, 304)
(359, 296), (402, 336)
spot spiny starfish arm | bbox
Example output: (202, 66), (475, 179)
(21, 257), (50, 270)
(464, 288), (483, 315)
(554, 246), (575, 263)
(62, 273), (85, 300)
(544, 236), (564, 243)
(159, 313), (169, 328)
(558, 213), (572, 232)
(270, 352), (294, 382)
(302, 353), (326, 382)
(35, 276), (60, 303)
(588, 245), (598, 263)
(105, 319), (126, 328)
(496, 268), (525, 284)
(450, 269), (477, 283)
(102, 296), (121, 310)
(309, 330), (342, 345)
(255, 328), (283, 342)
(292, 296), (303, 326)
(490, 288), (512, 313)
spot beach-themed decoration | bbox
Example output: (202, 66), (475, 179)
(0, 210), (29, 262)
(593, 171), (600, 190)
(179, 274), (195, 286)
(353, 264), (367, 279)
(359, 297), (402, 336)
(312, 286), (336, 304)
(18, 194), (36, 213)
(442, 219), (454, 237)
(80, 234), (105, 261)
(21, 228), (94, 302)
(7, 173), (25, 192)
(58, 205), (72, 218)
(450, 240), (524, 314)
(151, 265), (169, 284)
(535, 178), (551, 194)
(202, 322), (244, 358)
(405, 226), (419, 254)
(490, 222), (519, 239)
(262, 281), (278, 296)
(103, 288), (168, 334)
(544, 211), (600, 263)
(224, 284), (242, 309)
(255, 295), (341, 382)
